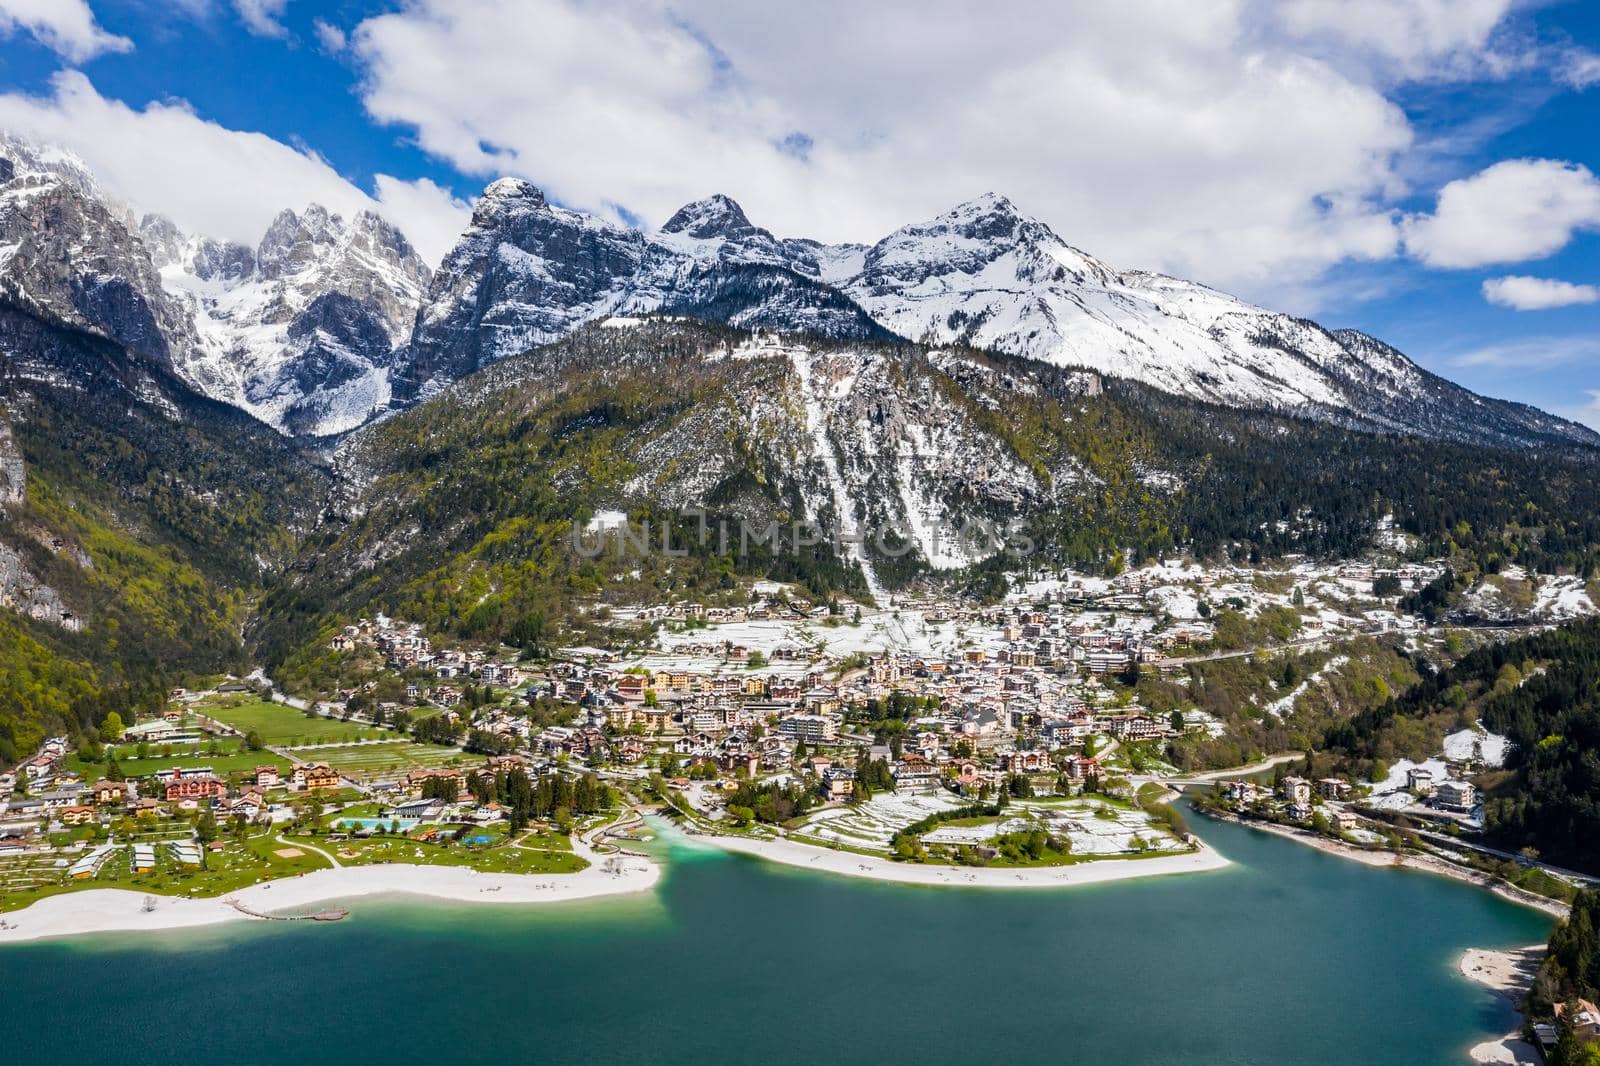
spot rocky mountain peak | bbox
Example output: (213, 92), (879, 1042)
(257, 204), (344, 279)
(137, 213), (186, 269)
(660, 194), (757, 239)
(474, 178), (547, 221)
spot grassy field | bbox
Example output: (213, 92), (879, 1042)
(0, 833), (335, 913)
(291, 833), (588, 874)
(68, 748), (292, 781)
(199, 696), (396, 745)
(315, 741), (473, 780)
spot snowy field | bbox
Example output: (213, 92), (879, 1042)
(1366, 757), (1452, 810)
(1443, 724), (1509, 767)
(799, 793), (965, 848)
(798, 794), (1179, 856)
(621, 609), (1011, 671)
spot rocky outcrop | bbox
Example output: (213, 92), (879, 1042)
(0, 172), (197, 368)
(0, 420), (23, 506)
(395, 179), (653, 400)
(0, 541), (78, 630)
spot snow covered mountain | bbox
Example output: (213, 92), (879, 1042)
(392, 181), (1595, 448)
(392, 181), (887, 402)
(151, 204), (431, 437)
(816, 193), (1594, 447)
(0, 130), (1594, 448)
(0, 134), (430, 437)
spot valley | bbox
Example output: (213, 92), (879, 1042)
(5, 128), (1600, 1064)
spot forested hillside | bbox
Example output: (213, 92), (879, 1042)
(254, 318), (1600, 679)
(8, 311), (1600, 765)
(0, 304), (325, 764)
(1325, 617), (1600, 872)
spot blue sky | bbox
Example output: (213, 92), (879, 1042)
(1, 0), (1598, 426)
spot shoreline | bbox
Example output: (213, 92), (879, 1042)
(1199, 809), (1570, 919)
(1460, 944), (1546, 1065)
(693, 830), (1231, 888)
(0, 844), (659, 946)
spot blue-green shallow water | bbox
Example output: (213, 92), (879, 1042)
(0, 813), (1551, 1065)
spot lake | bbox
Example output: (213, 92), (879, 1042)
(0, 812), (1551, 1064)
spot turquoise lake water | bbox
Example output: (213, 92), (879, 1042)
(0, 812), (1552, 1064)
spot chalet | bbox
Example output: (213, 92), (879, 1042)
(254, 765), (281, 788)
(1226, 780), (1263, 805)
(59, 805), (96, 826)
(91, 780), (131, 805)
(293, 763), (341, 792)
(892, 755), (939, 793)
(405, 768), (463, 792)
(1315, 778), (1350, 800)
(1434, 780), (1477, 811)
(998, 749), (1051, 774)
(674, 732), (716, 758)
(1066, 756), (1101, 781)
(1406, 768), (1435, 794)
(165, 776), (225, 802)
(1281, 777), (1312, 805)
(1107, 714), (1163, 741)
(229, 791), (265, 819)
(822, 766), (855, 800)
(718, 751), (760, 776)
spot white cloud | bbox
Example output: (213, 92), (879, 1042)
(0, 72), (469, 264)
(1482, 275), (1600, 311)
(1547, 388), (1600, 432)
(1403, 159), (1600, 268)
(349, 0), (1432, 298)
(1450, 335), (1600, 369)
(1274, 0), (1513, 76)
(371, 174), (470, 268)
(233, 0), (289, 39)
(312, 18), (345, 53)
(1557, 47), (1600, 89)
(0, 0), (132, 62)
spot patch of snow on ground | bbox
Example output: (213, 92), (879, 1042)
(1443, 724), (1509, 768)
(1535, 575), (1596, 621)
(1366, 757), (1451, 810)
(584, 509), (629, 533)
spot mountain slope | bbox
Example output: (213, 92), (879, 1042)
(154, 204), (431, 437)
(819, 194), (1599, 449)
(2, 131), (1589, 449)
(0, 297), (328, 762)
(257, 318), (1600, 672)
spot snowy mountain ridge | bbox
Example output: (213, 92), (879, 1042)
(0, 130), (1594, 447)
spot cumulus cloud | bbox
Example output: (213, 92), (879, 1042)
(0, 0), (132, 62)
(1274, 0), (1512, 75)
(1482, 275), (1600, 311)
(233, 0), (289, 39)
(1404, 159), (1600, 268)
(0, 71), (469, 264)
(346, 0), (1437, 297)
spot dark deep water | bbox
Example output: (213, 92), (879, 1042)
(0, 812), (1551, 1065)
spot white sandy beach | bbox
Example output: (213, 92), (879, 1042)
(0, 844), (659, 946)
(1460, 944), (1546, 1065)
(697, 831), (1230, 887)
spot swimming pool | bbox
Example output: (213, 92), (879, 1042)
(335, 817), (419, 831)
